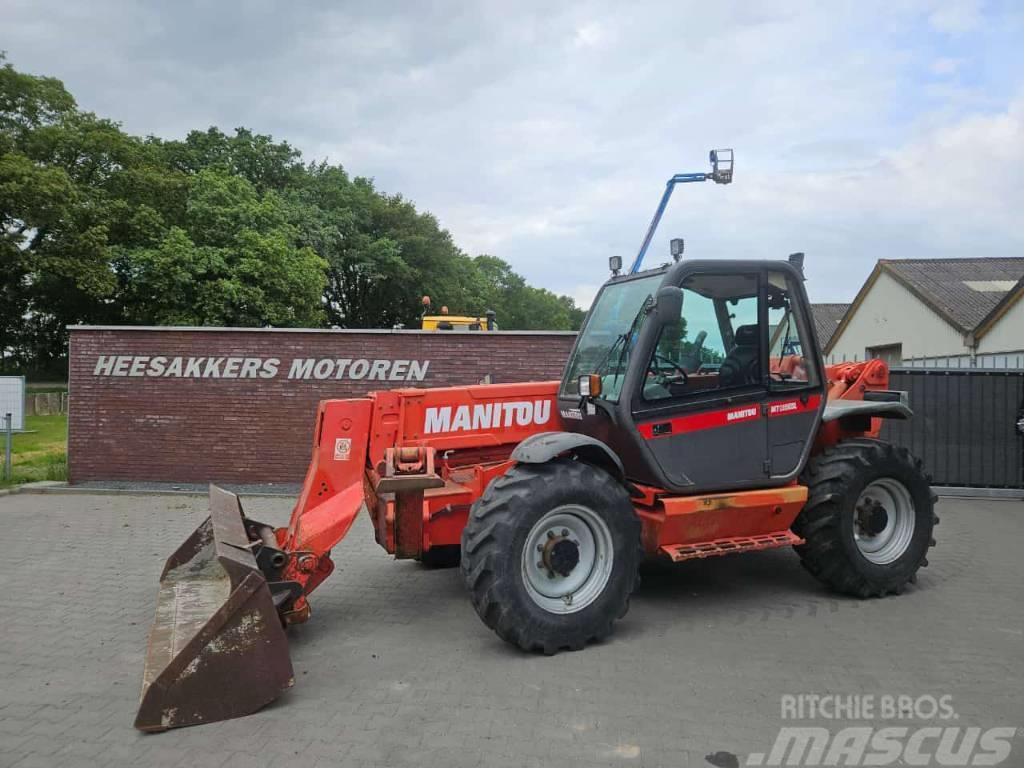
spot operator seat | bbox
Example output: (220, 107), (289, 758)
(719, 324), (760, 387)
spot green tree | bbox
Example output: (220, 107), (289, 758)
(0, 54), (121, 369)
(0, 54), (586, 374)
(464, 255), (584, 330)
(122, 169), (326, 326)
(157, 127), (303, 193)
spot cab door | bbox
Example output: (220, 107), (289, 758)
(629, 270), (770, 492)
(764, 269), (826, 478)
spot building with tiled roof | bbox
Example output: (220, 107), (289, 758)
(810, 303), (850, 349)
(825, 258), (1024, 367)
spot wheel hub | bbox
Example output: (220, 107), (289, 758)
(852, 479), (916, 565)
(521, 506), (615, 614)
(856, 498), (889, 537)
(544, 535), (581, 577)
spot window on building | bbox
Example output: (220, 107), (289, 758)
(867, 343), (903, 367)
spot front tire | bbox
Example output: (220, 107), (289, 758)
(460, 459), (641, 654)
(793, 438), (938, 597)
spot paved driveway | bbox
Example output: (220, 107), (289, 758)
(0, 492), (1021, 767)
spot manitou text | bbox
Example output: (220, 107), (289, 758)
(424, 399), (553, 434)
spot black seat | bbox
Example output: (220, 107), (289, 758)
(719, 324), (760, 387)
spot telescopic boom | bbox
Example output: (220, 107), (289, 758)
(629, 148), (733, 274)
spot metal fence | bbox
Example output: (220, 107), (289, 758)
(881, 367), (1024, 489)
(826, 353), (1024, 370)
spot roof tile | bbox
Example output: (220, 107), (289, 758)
(810, 303), (849, 347)
(882, 257), (1024, 332)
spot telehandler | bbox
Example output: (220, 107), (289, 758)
(136, 150), (936, 731)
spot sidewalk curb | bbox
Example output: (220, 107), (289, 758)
(9, 482), (296, 498)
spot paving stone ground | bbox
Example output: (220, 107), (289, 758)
(0, 492), (1021, 767)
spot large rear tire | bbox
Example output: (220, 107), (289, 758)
(460, 459), (641, 654)
(793, 438), (938, 597)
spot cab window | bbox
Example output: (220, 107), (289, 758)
(767, 271), (818, 388)
(644, 273), (761, 401)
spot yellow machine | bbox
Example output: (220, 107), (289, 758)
(420, 296), (497, 331)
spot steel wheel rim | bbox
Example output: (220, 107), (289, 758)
(853, 478), (916, 565)
(521, 504), (614, 614)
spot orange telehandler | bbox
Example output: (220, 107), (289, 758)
(135, 151), (937, 731)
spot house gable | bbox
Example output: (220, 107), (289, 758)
(827, 270), (966, 360)
(976, 282), (1024, 354)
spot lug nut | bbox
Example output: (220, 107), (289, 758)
(547, 530), (556, 539)
(561, 529), (569, 537)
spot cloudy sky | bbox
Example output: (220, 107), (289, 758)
(5, 0), (1023, 307)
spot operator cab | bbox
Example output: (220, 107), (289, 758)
(559, 257), (825, 494)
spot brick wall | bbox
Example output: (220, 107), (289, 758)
(68, 327), (576, 484)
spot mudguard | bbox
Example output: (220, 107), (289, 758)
(511, 431), (625, 480)
(822, 399), (912, 422)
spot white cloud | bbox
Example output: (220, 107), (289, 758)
(928, 0), (984, 35)
(571, 22), (612, 50)
(2, 0), (1021, 306)
(569, 283), (602, 310)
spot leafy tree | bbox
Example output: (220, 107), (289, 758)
(0, 55), (586, 375)
(466, 255), (584, 330)
(121, 170), (326, 326)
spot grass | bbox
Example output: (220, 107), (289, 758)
(0, 413), (67, 488)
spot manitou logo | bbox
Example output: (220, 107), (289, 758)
(727, 406), (758, 422)
(424, 400), (553, 434)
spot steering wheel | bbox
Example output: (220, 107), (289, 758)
(650, 354), (688, 384)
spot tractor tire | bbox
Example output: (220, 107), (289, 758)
(460, 459), (641, 654)
(793, 438), (938, 598)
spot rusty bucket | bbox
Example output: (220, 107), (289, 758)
(134, 486), (294, 732)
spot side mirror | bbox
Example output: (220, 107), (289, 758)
(655, 285), (683, 323)
(578, 373), (602, 398)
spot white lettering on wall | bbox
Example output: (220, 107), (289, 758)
(91, 355), (430, 382)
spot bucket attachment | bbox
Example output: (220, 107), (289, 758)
(135, 486), (294, 732)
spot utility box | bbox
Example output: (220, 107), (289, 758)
(0, 376), (26, 431)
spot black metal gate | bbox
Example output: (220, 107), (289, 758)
(881, 368), (1024, 489)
